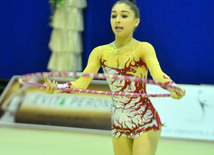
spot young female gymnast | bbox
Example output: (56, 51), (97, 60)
(43, 0), (185, 154)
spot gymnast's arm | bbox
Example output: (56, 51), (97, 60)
(140, 42), (185, 99)
(43, 47), (102, 94)
(69, 47), (102, 89)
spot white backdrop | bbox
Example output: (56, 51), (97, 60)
(149, 84), (214, 141)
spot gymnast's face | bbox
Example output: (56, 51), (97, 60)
(110, 3), (140, 38)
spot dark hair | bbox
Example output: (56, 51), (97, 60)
(113, 0), (140, 19)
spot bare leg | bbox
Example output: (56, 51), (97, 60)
(112, 136), (133, 155)
(133, 127), (162, 155)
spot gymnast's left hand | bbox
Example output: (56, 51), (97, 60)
(171, 87), (186, 99)
(41, 75), (58, 94)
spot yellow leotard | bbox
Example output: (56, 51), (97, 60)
(70, 39), (172, 138)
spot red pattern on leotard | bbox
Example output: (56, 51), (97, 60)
(101, 56), (162, 139)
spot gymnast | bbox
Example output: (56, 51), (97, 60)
(43, 0), (185, 154)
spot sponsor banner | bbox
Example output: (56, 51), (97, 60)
(21, 92), (112, 110)
(15, 80), (214, 141)
(16, 91), (112, 130)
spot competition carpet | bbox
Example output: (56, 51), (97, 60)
(0, 126), (214, 155)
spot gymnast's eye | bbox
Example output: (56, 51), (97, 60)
(111, 15), (117, 18)
(122, 15), (128, 18)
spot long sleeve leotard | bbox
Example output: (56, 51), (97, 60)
(70, 39), (172, 138)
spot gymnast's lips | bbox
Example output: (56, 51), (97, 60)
(115, 26), (123, 32)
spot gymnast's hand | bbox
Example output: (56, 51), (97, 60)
(41, 76), (58, 94)
(171, 87), (186, 100)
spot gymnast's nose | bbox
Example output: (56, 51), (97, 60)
(116, 16), (121, 23)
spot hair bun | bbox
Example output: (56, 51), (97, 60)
(129, 0), (137, 5)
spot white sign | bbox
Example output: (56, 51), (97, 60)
(149, 84), (214, 141)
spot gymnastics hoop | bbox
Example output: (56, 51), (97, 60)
(18, 72), (181, 98)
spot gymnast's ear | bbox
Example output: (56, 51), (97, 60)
(134, 18), (140, 27)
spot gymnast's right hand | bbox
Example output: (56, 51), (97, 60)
(41, 76), (58, 94)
